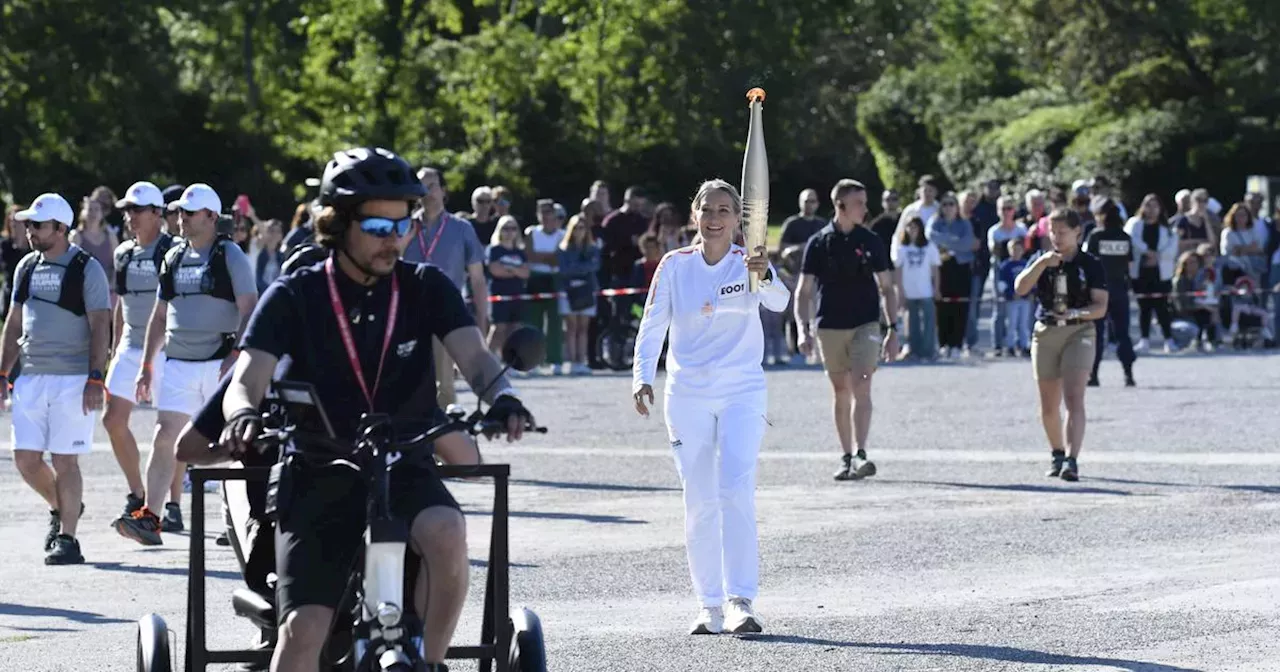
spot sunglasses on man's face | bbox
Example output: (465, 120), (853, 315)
(357, 215), (413, 238)
(122, 205), (155, 214)
(26, 219), (58, 231)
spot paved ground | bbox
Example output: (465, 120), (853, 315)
(1, 345), (1278, 672)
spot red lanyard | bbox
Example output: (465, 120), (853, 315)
(325, 257), (399, 410)
(415, 214), (448, 262)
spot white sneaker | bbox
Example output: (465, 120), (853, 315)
(723, 597), (763, 634)
(689, 606), (724, 635)
(1135, 338), (1150, 353)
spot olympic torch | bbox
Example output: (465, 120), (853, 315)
(741, 87), (770, 293)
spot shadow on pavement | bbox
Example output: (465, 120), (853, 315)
(89, 561), (241, 581)
(469, 558), (538, 569)
(746, 636), (1202, 671)
(1220, 485), (1280, 494)
(464, 509), (648, 525)
(0, 602), (131, 625)
(893, 480), (1134, 496)
(511, 478), (679, 493)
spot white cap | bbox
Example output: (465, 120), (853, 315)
(116, 181), (165, 209)
(14, 193), (74, 226)
(1070, 179), (1091, 195)
(168, 183), (223, 213)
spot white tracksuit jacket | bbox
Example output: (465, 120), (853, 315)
(631, 243), (790, 607)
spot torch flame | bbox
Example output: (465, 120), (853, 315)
(746, 87), (767, 104)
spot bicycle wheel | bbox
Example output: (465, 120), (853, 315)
(136, 613), (172, 672)
(596, 324), (637, 371)
(508, 607), (547, 672)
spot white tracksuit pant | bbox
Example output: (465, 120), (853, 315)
(664, 389), (767, 607)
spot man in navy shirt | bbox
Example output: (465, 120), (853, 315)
(215, 147), (534, 672)
(794, 179), (900, 482)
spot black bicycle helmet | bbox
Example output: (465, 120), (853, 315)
(318, 147), (425, 207)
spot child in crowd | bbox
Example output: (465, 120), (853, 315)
(891, 217), (940, 360)
(998, 238), (1032, 356)
(1172, 249), (1220, 351)
(486, 215), (530, 355)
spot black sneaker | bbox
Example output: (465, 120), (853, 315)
(1060, 457), (1079, 482)
(852, 450), (877, 478)
(162, 502), (185, 533)
(1047, 451), (1066, 478)
(833, 453), (855, 481)
(1087, 376), (1099, 387)
(1124, 374), (1136, 387)
(45, 502), (85, 552)
(114, 508), (163, 546)
(121, 493), (145, 519)
(45, 534), (84, 565)
(45, 510), (61, 552)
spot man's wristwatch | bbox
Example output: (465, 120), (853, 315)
(88, 370), (105, 382)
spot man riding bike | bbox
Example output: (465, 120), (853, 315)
(215, 146), (535, 672)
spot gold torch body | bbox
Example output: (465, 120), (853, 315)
(741, 88), (770, 292)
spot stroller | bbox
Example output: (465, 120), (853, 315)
(1226, 275), (1274, 349)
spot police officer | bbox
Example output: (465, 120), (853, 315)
(217, 147), (534, 672)
(114, 183), (259, 545)
(793, 179), (901, 482)
(0, 193), (111, 565)
(1084, 199), (1137, 387)
(103, 181), (181, 521)
(1014, 209), (1108, 482)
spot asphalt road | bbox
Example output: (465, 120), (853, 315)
(1, 347), (1278, 672)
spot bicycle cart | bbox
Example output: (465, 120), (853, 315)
(137, 328), (549, 672)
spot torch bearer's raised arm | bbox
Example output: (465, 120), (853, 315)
(741, 87), (770, 292)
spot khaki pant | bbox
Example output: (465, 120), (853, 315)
(433, 336), (456, 407)
(817, 323), (883, 375)
(1031, 321), (1095, 380)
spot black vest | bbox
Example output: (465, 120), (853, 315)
(15, 250), (93, 316)
(115, 233), (175, 295)
(159, 234), (237, 302)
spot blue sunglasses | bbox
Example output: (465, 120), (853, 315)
(357, 216), (413, 238)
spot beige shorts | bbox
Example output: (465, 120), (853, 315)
(817, 323), (883, 375)
(1031, 321), (1095, 380)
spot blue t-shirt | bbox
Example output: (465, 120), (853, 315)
(239, 259), (474, 443)
(997, 258), (1028, 301)
(486, 244), (527, 300)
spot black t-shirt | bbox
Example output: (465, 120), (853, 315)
(466, 214), (499, 247)
(240, 259), (474, 443)
(1028, 249), (1106, 323)
(1084, 227), (1133, 289)
(869, 213), (899, 270)
(779, 215), (827, 248)
(801, 222), (889, 330)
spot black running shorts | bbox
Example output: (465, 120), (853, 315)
(274, 458), (460, 621)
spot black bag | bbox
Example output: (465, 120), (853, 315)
(565, 276), (594, 311)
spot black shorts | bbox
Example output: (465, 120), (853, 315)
(274, 457), (460, 620)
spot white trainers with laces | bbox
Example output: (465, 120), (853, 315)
(689, 606), (724, 635)
(723, 597), (763, 634)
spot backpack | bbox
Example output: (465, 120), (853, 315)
(159, 233), (237, 302)
(14, 249), (94, 317)
(115, 233), (175, 295)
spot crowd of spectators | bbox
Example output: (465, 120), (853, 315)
(6, 173), (1275, 378)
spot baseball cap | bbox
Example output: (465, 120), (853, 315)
(162, 184), (186, 206)
(116, 181), (165, 209)
(169, 183), (223, 213)
(14, 193), (75, 226)
(1070, 179), (1091, 196)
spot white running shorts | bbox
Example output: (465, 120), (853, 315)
(11, 374), (96, 455)
(106, 346), (164, 404)
(157, 358), (224, 417)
